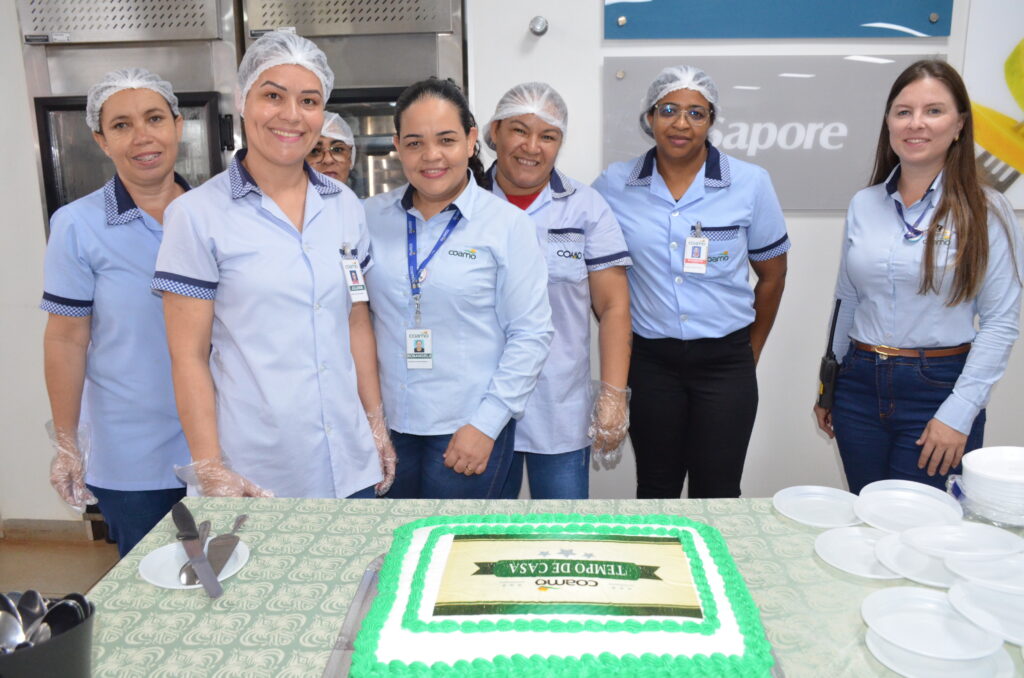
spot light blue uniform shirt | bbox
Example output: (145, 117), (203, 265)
(40, 174), (190, 491)
(832, 166), (1023, 434)
(593, 145), (790, 340)
(488, 165), (631, 454)
(152, 151), (381, 498)
(363, 178), (553, 440)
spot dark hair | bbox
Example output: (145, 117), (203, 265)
(869, 59), (1009, 304)
(393, 77), (487, 187)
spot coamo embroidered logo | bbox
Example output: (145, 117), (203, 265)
(557, 250), (583, 259)
(448, 248), (477, 260)
(709, 250), (730, 263)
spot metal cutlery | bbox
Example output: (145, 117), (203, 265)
(171, 502), (223, 598)
(178, 520), (212, 585)
(208, 514), (247, 576)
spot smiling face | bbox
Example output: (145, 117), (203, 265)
(646, 88), (711, 166)
(92, 88), (183, 188)
(307, 135), (353, 183)
(242, 64), (325, 171)
(886, 76), (964, 177)
(394, 96), (478, 212)
(490, 113), (563, 196)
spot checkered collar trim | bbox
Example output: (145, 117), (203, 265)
(104, 173), (191, 225)
(228, 148), (341, 200)
(483, 163), (575, 200)
(626, 143), (731, 189)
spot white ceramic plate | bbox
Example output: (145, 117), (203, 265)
(944, 552), (1024, 594)
(772, 485), (860, 528)
(861, 587), (1003, 660)
(854, 488), (962, 533)
(948, 580), (1024, 646)
(865, 628), (1014, 678)
(814, 526), (900, 579)
(139, 538), (250, 589)
(901, 523), (1024, 560)
(860, 478), (955, 502)
(874, 533), (956, 589)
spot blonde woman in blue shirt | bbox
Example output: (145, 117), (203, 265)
(814, 60), (1022, 492)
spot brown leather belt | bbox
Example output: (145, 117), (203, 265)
(853, 341), (971, 358)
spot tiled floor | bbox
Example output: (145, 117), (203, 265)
(0, 538), (119, 598)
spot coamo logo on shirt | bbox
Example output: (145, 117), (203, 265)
(709, 250), (730, 263)
(708, 119), (848, 158)
(557, 250), (583, 259)
(448, 248), (477, 260)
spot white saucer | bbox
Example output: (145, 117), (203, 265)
(944, 552), (1024, 594)
(854, 488), (962, 533)
(865, 628), (1014, 678)
(139, 538), (250, 589)
(814, 526), (900, 579)
(772, 485), (860, 528)
(859, 478), (956, 502)
(874, 532), (956, 589)
(901, 522), (1024, 560)
(861, 587), (1003, 660)
(948, 580), (1024, 646)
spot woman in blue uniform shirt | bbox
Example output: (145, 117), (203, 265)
(41, 68), (190, 556)
(814, 60), (1022, 493)
(593, 65), (790, 499)
(482, 82), (633, 499)
(363, 78), (553, 499)
(154, 32), (396, 498)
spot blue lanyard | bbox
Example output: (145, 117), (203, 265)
(894, 192), (934, 242)
(406, 209), (462, 323)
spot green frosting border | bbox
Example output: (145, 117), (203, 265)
(351, 513), (774, 678)
(401, 524), (720, 634)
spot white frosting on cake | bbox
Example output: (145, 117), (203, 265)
(372, 520), (750, 665)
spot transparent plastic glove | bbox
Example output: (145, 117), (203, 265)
(45, 420), (97, 511)
(588, 381), (631, 469)
(366, 403), (397, 496)
(175, 458), (274, 498)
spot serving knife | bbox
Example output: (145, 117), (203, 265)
(171, 502), (223, 599)
(208, 514), (247, 576)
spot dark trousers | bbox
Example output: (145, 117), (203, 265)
(86, 484), (186, 558)
(628, 328), (758, 498)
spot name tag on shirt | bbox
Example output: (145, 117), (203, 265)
(683, 237), (709, 274)
(406, 328), (433, 369)
(341, 256), (369, 302)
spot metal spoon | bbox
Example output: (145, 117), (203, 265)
(30, 621), (51, 645)
(0, 610), (25, 651)
(16, 589), (46, 632)
(178, 519), (212, 585)
(38, 599), (83, 638)
(0, 593), (21, 628)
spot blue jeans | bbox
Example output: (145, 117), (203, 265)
(831, 346), (985, 494)
(86, 484), (186, 558)
(346, 484), (377, 499)
(500, 448), (590, 499)
(386, 421), (516, 499)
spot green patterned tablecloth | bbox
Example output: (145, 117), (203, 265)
(87, 498), (1024, 677)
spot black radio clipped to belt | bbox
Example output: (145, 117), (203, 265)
(817, 299), (842, 409)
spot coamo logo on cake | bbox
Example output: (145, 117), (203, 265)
(448, 248), (477, 260)
(708, 119), (848, 158)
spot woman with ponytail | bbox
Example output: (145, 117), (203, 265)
(363, 78), (553, 498)
(814, 60), (1022, 492)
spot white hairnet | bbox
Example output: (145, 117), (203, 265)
(320, 112), (357, 162)
(483, 82), (568, 150)
(85, 68), (180, 133)
(639, 65), (719, 138)
(236, 31), (334, 112)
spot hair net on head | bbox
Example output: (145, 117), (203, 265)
(85, 68), (180, 133)
(236, 31), (334, 112)
(483, 82), (568, 150)
(320, 112), (357, 162)
(639, 65), (719, 138)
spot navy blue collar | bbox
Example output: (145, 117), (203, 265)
(884, 165), (942, 206)
(484, 162), (576, 200)
(626, 142), (731, 189)
(104, 172), (191, 225)
(228, 148), (341, 200)
(399, 172), (471, 214)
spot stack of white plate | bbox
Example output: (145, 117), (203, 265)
(961, 447), (1024, 525)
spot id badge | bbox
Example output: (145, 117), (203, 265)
(341, 256), (369, 302)
(406, 328), (433, 369)
(683, 236), (709, 274)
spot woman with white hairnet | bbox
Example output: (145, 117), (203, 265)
(41, 68), (190, 556)
(153, 31), (396, 498)
(483, 82), (632, 499)
(308, 111), (356, 184)
(593, 65), (790, 499)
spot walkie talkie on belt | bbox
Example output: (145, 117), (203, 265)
(817, 299), (842, 409)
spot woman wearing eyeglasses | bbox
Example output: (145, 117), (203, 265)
(308, 112), (355, 184)
(593, 65), (790, 499)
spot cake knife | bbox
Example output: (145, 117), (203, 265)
(207, 514), (247, 576)
(171, 502), (223, 599)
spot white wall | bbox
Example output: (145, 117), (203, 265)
(465, 0), (1023, 499)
